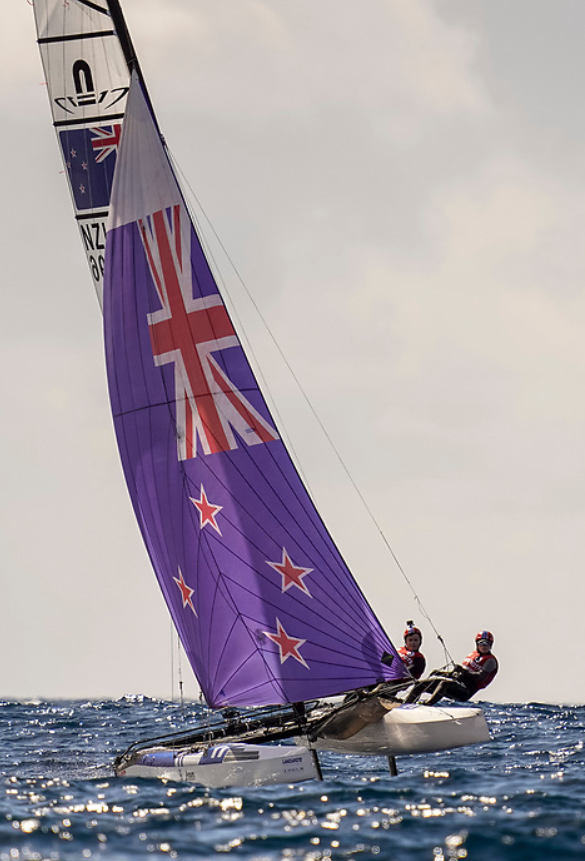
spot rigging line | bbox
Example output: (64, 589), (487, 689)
(170, 158), (454, 667)
(170, 619), (174, 702)
(168, 154), (318, 500)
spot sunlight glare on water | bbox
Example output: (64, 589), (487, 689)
(0, 700), (584, 859)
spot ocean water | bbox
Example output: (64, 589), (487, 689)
(0, 700), (583, 860)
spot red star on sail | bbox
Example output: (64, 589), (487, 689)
(190, 486), (222, 534)
(264, 618), (308, 668)
(173, 568), (197, 615)
(266, 548), (313, 595)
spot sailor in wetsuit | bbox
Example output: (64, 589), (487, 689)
(398, 622), (426, 680)
(404, 630), (498, 705)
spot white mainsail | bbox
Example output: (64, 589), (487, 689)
(33, 0), (130, 304)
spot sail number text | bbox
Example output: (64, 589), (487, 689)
(79, 219), (107, 286)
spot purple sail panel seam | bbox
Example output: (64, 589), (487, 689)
(189, 519), (390, 659)
(193, 524), (397, 680)
(198, 537), (287, 704)
(182, 439), (383, 634)
(221, 439), (382, 614)
(202, 584), (287, 707)
(178, 436), (391, 649)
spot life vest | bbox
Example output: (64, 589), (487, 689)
(398, 646), (426, 680)
(462, 650), (498, 691)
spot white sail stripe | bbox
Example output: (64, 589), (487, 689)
(139, 212), (191, 323)
(141, 207), (224, 328)
(204, 351), (279, 445)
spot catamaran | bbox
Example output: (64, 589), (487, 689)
(33, 0), (490, 786)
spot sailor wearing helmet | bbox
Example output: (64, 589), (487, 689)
(398, 622), (426, 680)
(404, 631), (498, 706)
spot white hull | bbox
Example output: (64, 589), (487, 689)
(115, 742), (319, 787)
(115, 705), (489, 785)
(302, 704), (490, 756)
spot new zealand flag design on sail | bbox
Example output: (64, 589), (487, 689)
(58, 124), (120, 211)
(104, 77), (406, 709)
(138, 205), (278, 459)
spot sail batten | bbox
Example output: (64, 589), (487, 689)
(38, 30), (116, 45)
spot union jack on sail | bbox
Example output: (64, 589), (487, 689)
(104, 74), (405, 708)
(91, 124), (122, 163)
(139, 205), (279, 460)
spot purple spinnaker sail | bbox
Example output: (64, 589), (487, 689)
(104, 75), (406, 708)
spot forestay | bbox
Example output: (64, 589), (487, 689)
(103, 75), (407, 708)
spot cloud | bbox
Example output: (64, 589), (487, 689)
(132, 0), (488, 130)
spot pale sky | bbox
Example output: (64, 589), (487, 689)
(3, 0), (585, 703)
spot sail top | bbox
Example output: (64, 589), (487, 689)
(106, 76), (178, 230)
(103, 74), (407, 708)
(35, 0), (112, 42)
(33, 0), (131, 302)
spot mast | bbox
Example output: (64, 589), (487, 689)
(105, 0), (157, 123)
(105, 0), (140, 74)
